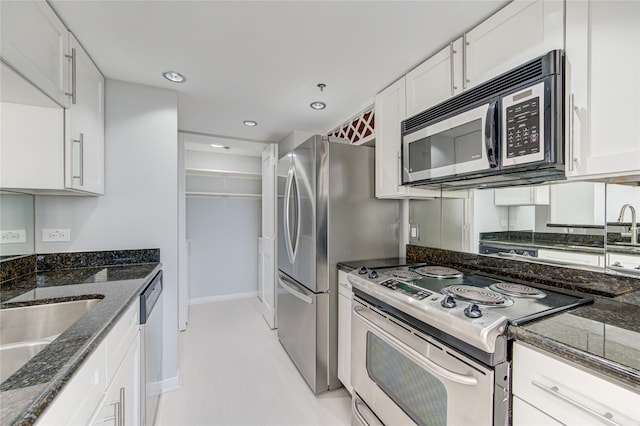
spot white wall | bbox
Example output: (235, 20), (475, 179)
(185, 151), (262, 302)
(35, 80), (179, 384)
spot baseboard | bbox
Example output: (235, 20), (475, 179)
(189, 291), (258, 305)
(158, 372), (182, 394)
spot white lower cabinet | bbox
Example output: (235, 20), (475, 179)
(337, 270), (352, 394)
(512, 395), (562, 426)
(93, 333), (141, 426)
(608, 253), (640, 270)
(36, 341), (107, 425)
(36, 300), (140, 425)
(512, 342), (640, 426)
(537, 249), (603, 268)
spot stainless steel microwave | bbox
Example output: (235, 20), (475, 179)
(402, 50), (566, 189)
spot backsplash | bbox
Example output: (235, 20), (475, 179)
(480, 231), (605, 248)
(0, 249), (160, 284)
(406, 245), (640, 298)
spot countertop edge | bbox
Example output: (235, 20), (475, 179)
(4, 263), (162, 426)
(508, 325), (640, 392)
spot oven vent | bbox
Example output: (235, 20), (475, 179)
(403, 50), (562, 133)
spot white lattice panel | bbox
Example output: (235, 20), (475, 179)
(328, 106), (375, 145)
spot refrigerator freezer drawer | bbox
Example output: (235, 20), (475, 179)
(277, 271), (329, 394)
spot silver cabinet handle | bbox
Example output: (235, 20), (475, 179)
(462, 34), (470, 89)
(531, 380), (622, 426)
(353, 305), (478, 386)
(72, 133), (84, 186)
(278, 274), (313, 304)
(449, 42), (456, 96)
(65, 48), (77, 104)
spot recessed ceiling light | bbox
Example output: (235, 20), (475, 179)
(243, 120), (258, 127)
(310, 101), (326, 110)
(162, 71), (186, 83)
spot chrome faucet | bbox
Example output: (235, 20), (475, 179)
(617, 204), (638, 245)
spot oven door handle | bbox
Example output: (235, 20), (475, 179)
(352, 394), (383, 426)
(353, 305), (478, 387)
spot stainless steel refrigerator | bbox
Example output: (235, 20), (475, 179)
(277, 135), (399, 394)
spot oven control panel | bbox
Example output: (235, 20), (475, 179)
(379, 279), (432, 300)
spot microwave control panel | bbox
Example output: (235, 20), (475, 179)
(502, 81), (546, 166)
(505, 97), (540, 157)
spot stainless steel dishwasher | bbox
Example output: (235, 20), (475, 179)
(140, 270), (163, 426)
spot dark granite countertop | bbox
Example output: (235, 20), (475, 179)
(349, 252), (640, 393)
(509, 294), (640, 391)
(0, 258), (161, 425)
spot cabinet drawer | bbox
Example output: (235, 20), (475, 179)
(37, 341), (107, 425)
(513, 395), (562, 426)
(105, 301), (139, 383)
(513, 342), (640, 425)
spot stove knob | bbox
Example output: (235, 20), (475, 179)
(440, 295), (456, 308)
(464, 303), (483, 319)
(368, 269), (378, 279)
(358, 267), (368, 275)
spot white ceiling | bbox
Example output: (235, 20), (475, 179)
(49, 0), (508, 146)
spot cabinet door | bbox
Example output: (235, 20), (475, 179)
(405, 38), (463, 117)
(0, 0), (70, 107)
(566, 0), (640, 179)
(374, 78), (442, 199)
(537, 249), (602, 267)
(375, 77), (407, 199)
(513, 396), (562, 426)
(93, 333), (141, 426)
(494, 186), (549, 206)
(464, 0), (563, 89)
(513, 342), (640, 426)
(608, 253), (640, 270)
(36, 342), (107, 425)
(65, 34), (105, 195)
(337, 291), (352, 394)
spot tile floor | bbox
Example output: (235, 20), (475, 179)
(156, 297), (352, 426)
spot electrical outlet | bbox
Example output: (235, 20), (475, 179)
(42, 229), (71, 242)
(1, 229), (27, 244)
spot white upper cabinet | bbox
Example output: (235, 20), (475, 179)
(65, 34), (105, 195)
(1, 0), (70, 107)
(494, 186), (549, 206)
(375, 77), (407, 199)
(0, 1), (104, 195)
(565, 0), (640, 180)
(374, 78), (447, 199)
(406, 37), (463, 117)
(464, 0), (564, 90)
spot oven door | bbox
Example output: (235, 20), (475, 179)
(402, 100), (498, 184)
(351, 297), (495, 426)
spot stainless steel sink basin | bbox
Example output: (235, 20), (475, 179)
(0, 299), (101, 383)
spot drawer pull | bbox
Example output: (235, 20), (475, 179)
(531, 380), (621, 426)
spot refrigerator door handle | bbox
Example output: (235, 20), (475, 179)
(283, 165), (300, 264)
(278, 273), (313, 304)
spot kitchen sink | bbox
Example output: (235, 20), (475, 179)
(0, 298), (101, 383)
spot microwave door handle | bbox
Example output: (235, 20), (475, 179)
(485, 100), (499, 168)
